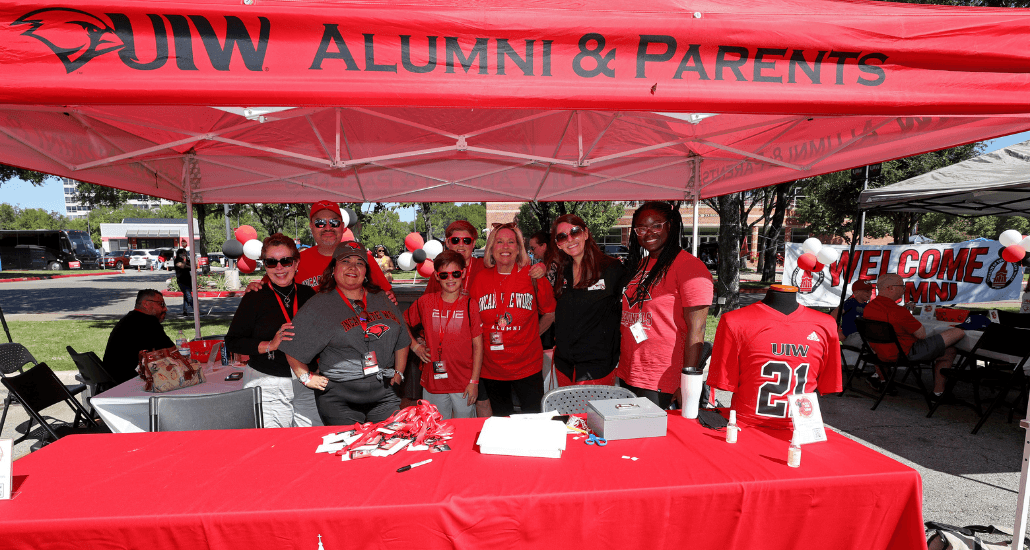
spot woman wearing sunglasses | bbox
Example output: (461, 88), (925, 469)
(618, 202), (713, 409)
(226, 233), (323, 428)
(550, 214), (626, 386)
(280, 241), (410, 425)
(404, 250), (483, 419)
(468, 222), (556, 416)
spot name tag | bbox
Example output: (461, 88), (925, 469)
(432, 360), (449, 380)
(489, 331), (504, 351)
(587, 279), (606, 291)
(629, 320), (648, 343)
(363, 351), (380, 376)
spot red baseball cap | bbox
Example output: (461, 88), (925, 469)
(310, 200), (342, 221)
(852, 279), (874, 291)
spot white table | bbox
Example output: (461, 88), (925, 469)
(920, 319), (1026, 368)
(90, 362), (247, 433)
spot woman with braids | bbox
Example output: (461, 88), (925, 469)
(550, 214), (626, 386)
(618, 202), (713, 408)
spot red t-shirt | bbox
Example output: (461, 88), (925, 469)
(468, 265), (557, 381)
(405, 292), (483, 394)
(617, 251), (714, 393)
(708, 302), (843, 429)
(294, 246), (392, 290)
(422, 257), (486, 295)
(861, 296), (923, 361)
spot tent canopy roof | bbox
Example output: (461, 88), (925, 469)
(858, 140), (1030, 217)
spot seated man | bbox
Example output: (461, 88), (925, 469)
(862, 273), (965, 397)
(831, 279), (873, 348)
(102, 289), (174, 384)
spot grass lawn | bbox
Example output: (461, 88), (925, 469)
(0, 269), (111, 278)
(6, 319), (233, 371)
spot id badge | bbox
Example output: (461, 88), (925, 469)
(629, 320), (648, 344)
(489, 331), (504, 351)
(432, 360), (448, 380)
(363, 351), (380, 375)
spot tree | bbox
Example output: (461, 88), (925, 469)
(74, 181), (135, 209)
(515, 201), (624, 241)
(0, 166), (51, 186)
(413, 203), (488, 247)
(758, 183), (794, 283)
(360, 208), (413, 255)
(714, 194), (742, 313)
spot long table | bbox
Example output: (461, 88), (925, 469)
(921, 319), (1027, 367)
(90, 362), (246, 433)
(3, 414), (925, 550)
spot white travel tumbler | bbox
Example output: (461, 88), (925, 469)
(681, 367), (703, 419)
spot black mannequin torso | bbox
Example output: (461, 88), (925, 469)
(762, 284), (799, 315)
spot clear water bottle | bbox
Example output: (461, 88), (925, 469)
(725, 410), (739, 444)
(176, 330), (190, 360)
(788, 435), (802, 468)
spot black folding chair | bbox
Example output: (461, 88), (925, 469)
(0, 362), (109, 447)
(66, 346), (117, 415)
(853, 318), (935, 411)
(997, 310), (1030, 329)
(1, 342), (87, 436)
(149, 387), (263, 432)
(927, 324), (1030, 434)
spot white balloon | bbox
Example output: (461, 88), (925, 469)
(423, 240), (444, 260)
(1020, 235), (1030, 250)
(816, 247), (839, 265)
(802, 237), (823, 255)
(397, 252), (415, 271)
(340, 209), (350, 229)
(243, 239), (263, 260)
(999, 229), (1023, 247)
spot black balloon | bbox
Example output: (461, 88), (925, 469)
(343, 207), (358, 228)
(412, 249), (427, 263)
(223, 239), (244, 260)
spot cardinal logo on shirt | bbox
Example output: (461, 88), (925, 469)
(365, 324), (390, 339)
(623, 283), (652, 309)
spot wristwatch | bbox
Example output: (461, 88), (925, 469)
(299, 372), (311, 384)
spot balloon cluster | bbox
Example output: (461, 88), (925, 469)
(797, 238), (840, 272)
(998, 230), (1030, 263)
(397, 233), (444, 277)
(219, 225), (262, 273)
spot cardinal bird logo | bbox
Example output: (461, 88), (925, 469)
(13, 8), (124, 73)
(365, 324), (390, 340)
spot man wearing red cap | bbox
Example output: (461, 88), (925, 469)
(831, 279), (874, 349)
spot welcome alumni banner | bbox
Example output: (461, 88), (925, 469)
(0, 0), (1028, 113)
(783, 241), (1026, 307)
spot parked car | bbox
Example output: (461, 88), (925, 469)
(603, 244), (629, 261)
(128, 249), (159, 269)
(207, 252), (225, 267)
(102, 250), (130, 269)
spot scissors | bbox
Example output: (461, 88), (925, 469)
(585, 433), (607, 446)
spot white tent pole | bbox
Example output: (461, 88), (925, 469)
(1012, 414), (1030, 549)
(691, 159), (700, 257)
(183, 158), (201, 339)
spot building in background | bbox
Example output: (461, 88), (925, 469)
(99, 218), (199, 253)
(63, 178), (175, 218)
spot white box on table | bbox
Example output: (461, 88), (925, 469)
(0, 438), (11, 500)
(586, 397), (667, 440)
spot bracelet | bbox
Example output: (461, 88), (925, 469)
(468, 380), (479, 384)
(395, 371), (405, 382)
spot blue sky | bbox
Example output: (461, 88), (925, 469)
(4, 130), (1030, 220)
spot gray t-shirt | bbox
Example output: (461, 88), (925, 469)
(280, 289), (411, 382)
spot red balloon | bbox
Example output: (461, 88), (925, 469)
(237, 255), (257, 274)
(416, 259), (434, 278)
(813, 262), (825, 272)
(405, 232), (425, 252)
(1002, 244), (1026, 263)
(797, 253), (819, 272)
(234, 225), (257, 244)
(340, 228), (355, 242)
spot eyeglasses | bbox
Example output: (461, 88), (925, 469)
(313, 218), (342, 228)
(555, 226), (585, 244)
(449, 237), (473, 245)
(437, 270), (463, 280)
(632, 220), (667, 236)
(263, 257), (296, 268)
(144, 299), (166, 309)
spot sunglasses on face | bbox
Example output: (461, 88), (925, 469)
(555, 226), (585, 244)
(437, 270), (463, 280)
(313, 218), (342, 228)
(632, 220), (667, 236)
(262, 257), (296, 268)
(449, 237), (473, 245)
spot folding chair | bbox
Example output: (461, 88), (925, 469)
(853, 318), (935, 411)
(149, 387), (263, 432)
(0, 362), (109, 447)
(66, 346), (117, 415)
(997, 310), (1030, 329)
(540, 385), (636, 415)
(927, 324), (1030, 434)
(1, 343), (87, 436)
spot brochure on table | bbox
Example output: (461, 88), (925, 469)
(789, 393), (828, 445)
(0, 439), (11, 500)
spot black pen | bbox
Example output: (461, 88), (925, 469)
(397, 458), (432, 473)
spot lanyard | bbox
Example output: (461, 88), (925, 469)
(434, 294), (461, 361)
(494, 266), (516, 328)
(338, 288), (368, 333)
(271, 284), (298, 322)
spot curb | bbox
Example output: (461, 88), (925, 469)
(0, 271), (122, 283)
(162, 290), (247, 298)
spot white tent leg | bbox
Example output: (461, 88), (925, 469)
(691, 159), (700, 257)
(183, 159), (201, 339)
(1013, 412), (1030, 549)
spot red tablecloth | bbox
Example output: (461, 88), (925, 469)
(3, 414), (925, 550)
